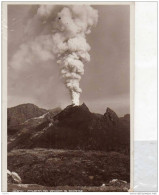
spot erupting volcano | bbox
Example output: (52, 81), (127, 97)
(7, 4), (131, 191)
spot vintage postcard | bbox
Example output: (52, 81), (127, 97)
(2, 2), (134, 192)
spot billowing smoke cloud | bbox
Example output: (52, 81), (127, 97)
(9, 5), (98, 106)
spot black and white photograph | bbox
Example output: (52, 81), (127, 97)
(5, 2), (133, 192)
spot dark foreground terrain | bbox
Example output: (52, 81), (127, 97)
(8, 148), (129, 191)
(7, 103), (130, 192)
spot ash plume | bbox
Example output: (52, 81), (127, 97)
(9, 5), (98, 106)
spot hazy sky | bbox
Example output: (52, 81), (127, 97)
(8, 4), (130, 116)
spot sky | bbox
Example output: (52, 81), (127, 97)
(8, 4), (130, 116)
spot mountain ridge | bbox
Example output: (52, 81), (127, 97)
(8, 103), (130, 153)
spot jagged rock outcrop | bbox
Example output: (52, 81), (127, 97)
(104, 108), (119, 125)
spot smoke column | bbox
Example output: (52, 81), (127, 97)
(37, 5), (98, 105)
(10, 5), (98, 106)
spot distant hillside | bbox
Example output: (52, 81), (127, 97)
(7, 104), (61, 135)
(8, 104), (47, 126)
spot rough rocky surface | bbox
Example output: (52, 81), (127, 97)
(7, 170), (22, 184)
(8, 149), (130, 188)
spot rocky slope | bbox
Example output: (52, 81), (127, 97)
(8, 103), (130, 153)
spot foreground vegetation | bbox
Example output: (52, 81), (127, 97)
(8, 148), (129, 191)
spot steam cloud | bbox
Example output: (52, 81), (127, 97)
(9, 5), (98, 106)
